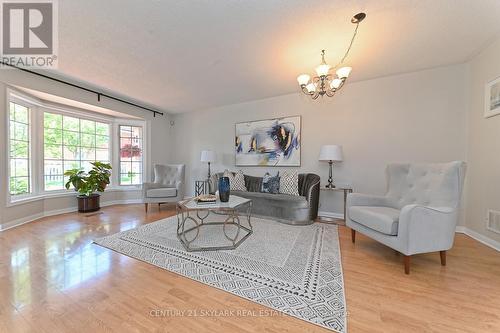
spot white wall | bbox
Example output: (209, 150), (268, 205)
(171, 64), (468, 219)
(0, 69), (172, 230)
(465, 36), (500, 243)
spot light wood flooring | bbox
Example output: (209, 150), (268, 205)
(1, 204), (499, 332)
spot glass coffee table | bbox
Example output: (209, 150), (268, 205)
(176, 195), (253, 252)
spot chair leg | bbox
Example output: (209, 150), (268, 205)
(404, 255), (411, 274)
(144, 203), (148, 213)
(440, 251), (446, 266)
(351, 229), (356, 243)
(158, 203), (161, 211)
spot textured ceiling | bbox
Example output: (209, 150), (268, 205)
(47, 0), (500, 113)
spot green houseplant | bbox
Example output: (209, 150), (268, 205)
(64, 162), (112, 212)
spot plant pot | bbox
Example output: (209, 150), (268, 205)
(77, 193), (101, 213)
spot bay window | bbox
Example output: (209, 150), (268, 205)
(6, 89), (148, 204)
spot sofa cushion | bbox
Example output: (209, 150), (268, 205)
(349, 206), (400, 235)
(146, 187), (177, 198)
(232, 191), (309, 208)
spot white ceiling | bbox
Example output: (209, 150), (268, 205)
(49, 0), (500, 113)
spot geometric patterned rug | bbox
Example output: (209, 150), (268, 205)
(94, 214), (346, 332)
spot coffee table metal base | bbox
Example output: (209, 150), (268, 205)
(176, 201), (252, 252)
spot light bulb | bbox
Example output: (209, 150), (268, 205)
(297, 74), (310, 86)
(330, 78), (343, 89)
(315, 63), (331, 77)
(306, 83), (316, 93)
(336, 66), (352, 79)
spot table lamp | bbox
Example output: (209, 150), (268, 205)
(200, 150), (216, 180)
(319, 145), (343, 188)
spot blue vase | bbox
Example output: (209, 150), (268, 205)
(218, 176), (230, 202)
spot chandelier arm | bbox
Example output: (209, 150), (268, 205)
(325, 89), (335, 97)
(333, 21), (360, 69)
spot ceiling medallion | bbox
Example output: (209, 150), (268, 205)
(297, 12), (366, 100)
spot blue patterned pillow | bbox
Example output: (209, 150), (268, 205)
(261, 172), (280, 194)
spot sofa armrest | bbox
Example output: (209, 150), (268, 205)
(175, 180), (184, 199)
(305, 178), (320, 218)
(347, 193), (391, 207)
(398, 204), (457, 255)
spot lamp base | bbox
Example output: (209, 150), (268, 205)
(325, 182), (336, 189)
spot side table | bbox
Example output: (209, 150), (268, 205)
(317, 186), (353, 225)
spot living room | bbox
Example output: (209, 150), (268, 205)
(1, 1), (499, 332)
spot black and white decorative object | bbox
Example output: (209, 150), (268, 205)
(279, 170), (299, 196)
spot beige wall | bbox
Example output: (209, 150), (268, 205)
(465, 37), (500, 243)
(0, 69), (172, 229)
(171, 64), (468, 218)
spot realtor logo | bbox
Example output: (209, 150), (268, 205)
(1, 0), (58, 67)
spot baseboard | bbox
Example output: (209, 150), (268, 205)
(455, 226), (500, 251)
(318, 211), (344, 219)
(0, 199), (142, 232)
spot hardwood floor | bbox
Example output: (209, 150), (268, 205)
(1, 204), (499, 333)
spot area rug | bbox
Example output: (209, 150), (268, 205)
(94, 214), (346, 332)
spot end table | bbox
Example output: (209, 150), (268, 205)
(317, 186), (353, 225)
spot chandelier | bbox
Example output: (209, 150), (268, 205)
(297, 12), (366, 99)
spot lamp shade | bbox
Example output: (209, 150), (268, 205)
(200, 150), (216, 163)
(319, 145), (343, 162)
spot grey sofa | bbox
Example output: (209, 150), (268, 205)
(209, 172), (320, 225)
(346, 161), (466, 274)
(143, 164), (185, 212)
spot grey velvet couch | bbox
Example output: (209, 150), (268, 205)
(209, 172), (320, 225)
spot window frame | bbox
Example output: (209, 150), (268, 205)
(5, 88), (149, 206)
(6, 97), (33, 201)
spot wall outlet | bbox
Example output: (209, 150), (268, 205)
(487, 210), (500, 234)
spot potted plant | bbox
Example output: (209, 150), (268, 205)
(64, 162), (112, 213)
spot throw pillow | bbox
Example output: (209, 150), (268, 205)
(223, 170), (247, 191)
(261, 172), (280, 194)
(279, 170), (299, 196)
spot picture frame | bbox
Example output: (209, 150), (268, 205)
(485, 76), (500, 118)
(235, 115), (301, 167)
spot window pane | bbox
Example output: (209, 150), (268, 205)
(44, 160), (63, 176)
(96, 122), (109, 136)
(43, 112), (110, 192)
(63, 115), (79, 131)
(80, 119), (95, 134)
(131, 174), (142, 185)
(81, 134), (95, 147)
(63, 146), (80, 160)
(10, 140), (29, 158)
(120, 126), (132, 138)
(9, 102), (31, 196)
(13, 122), (29, 141)
(45, 144), (63, 159)
(44, 112), (62, 129)
(10, 177), (29, 195)
(81, 147), (96, 161)
(14, 104), (29, 124)
(120, 174), (131, 185)
(44, 176), (64, 191)
(64, 160), (81, 172)
(96, 135), (108, 149)
(63, 130), (80, 146)
(44, 128), (62, 145)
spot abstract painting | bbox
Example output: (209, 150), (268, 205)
(235, 116), (301, 166)
(485, 76), (500, 118)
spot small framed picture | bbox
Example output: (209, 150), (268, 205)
(485, 76), (500, 118)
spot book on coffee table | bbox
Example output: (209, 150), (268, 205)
(195, 194), (217, 205)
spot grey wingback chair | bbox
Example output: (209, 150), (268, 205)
(143, 164), (185, 212)
(346, 161), (466, 274)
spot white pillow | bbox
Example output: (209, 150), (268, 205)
(279, 170), (299, 196)
(223, 170), (247, 191)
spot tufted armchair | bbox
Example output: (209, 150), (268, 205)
(346, 161), (466, 274)
(143, 164), (185, 212)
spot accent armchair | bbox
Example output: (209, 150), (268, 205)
(143, 164), (185, 212)
(346, 161), (466, 274)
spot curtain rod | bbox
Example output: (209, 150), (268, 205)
(0, 61), (164, 117)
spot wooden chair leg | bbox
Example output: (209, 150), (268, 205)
(158, 203), (161, 211)
(351, 229), (356, 243)
(440, 251), (446, 266)
(144, 203), (148, 213)
(404, 255), (410, 274)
